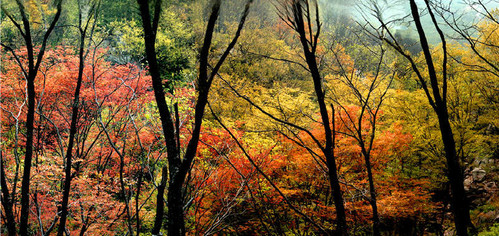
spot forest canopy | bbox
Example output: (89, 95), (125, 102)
(1, 0), (498, 235)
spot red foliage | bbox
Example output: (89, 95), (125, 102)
(1, 46), (156, 234)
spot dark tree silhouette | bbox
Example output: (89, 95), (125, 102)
(275, 0), (347, 234)
(363, 0), (474, 234)
(136, 0), (253, 234)
(0, 0), (62, 234)
(57, 1), (100, 235)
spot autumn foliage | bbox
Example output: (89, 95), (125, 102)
(1, 1), (498, 235)
(1, 47), (156, 234)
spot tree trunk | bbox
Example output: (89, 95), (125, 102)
(325, 152), (347, 234)
(11, 1), (62, 233)
(363, 152), (380, 236)
(152, 167), (168, 235)
(137, 0), (250, 234)
(408, 0), (473, 234)
(19, 72), (36, 236)
(0, 151), (17, 236)
(436, 109), (473, 235)
(167, 176), (186, 236)
(136, 0), (179, 234)
(291, 1), (347, 232)
(57, 27), (87, 236)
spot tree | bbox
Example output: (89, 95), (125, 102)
(1, 46), (154, 235)
(327, 39), (394, 235)
(0, 0), (62, 234)
(136, 0), (253, 235)
(57, 0), (100, 234)
(275, 0), (347, 233)
(363, 0), (474, 234)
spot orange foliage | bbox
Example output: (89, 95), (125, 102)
(1, 46), (156, 234)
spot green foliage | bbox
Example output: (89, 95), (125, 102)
(479, 224), (499, 236)
(1, 18), (21, 46)
(1, 0), (60, 45)
(99, 0), (138, 25)
(106, 4), (195, 88)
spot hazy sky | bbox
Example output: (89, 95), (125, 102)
(320, 0), (499, 20)
(318, 0), (499, 44)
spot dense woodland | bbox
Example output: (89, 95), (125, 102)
(0, 0), (498, 235)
